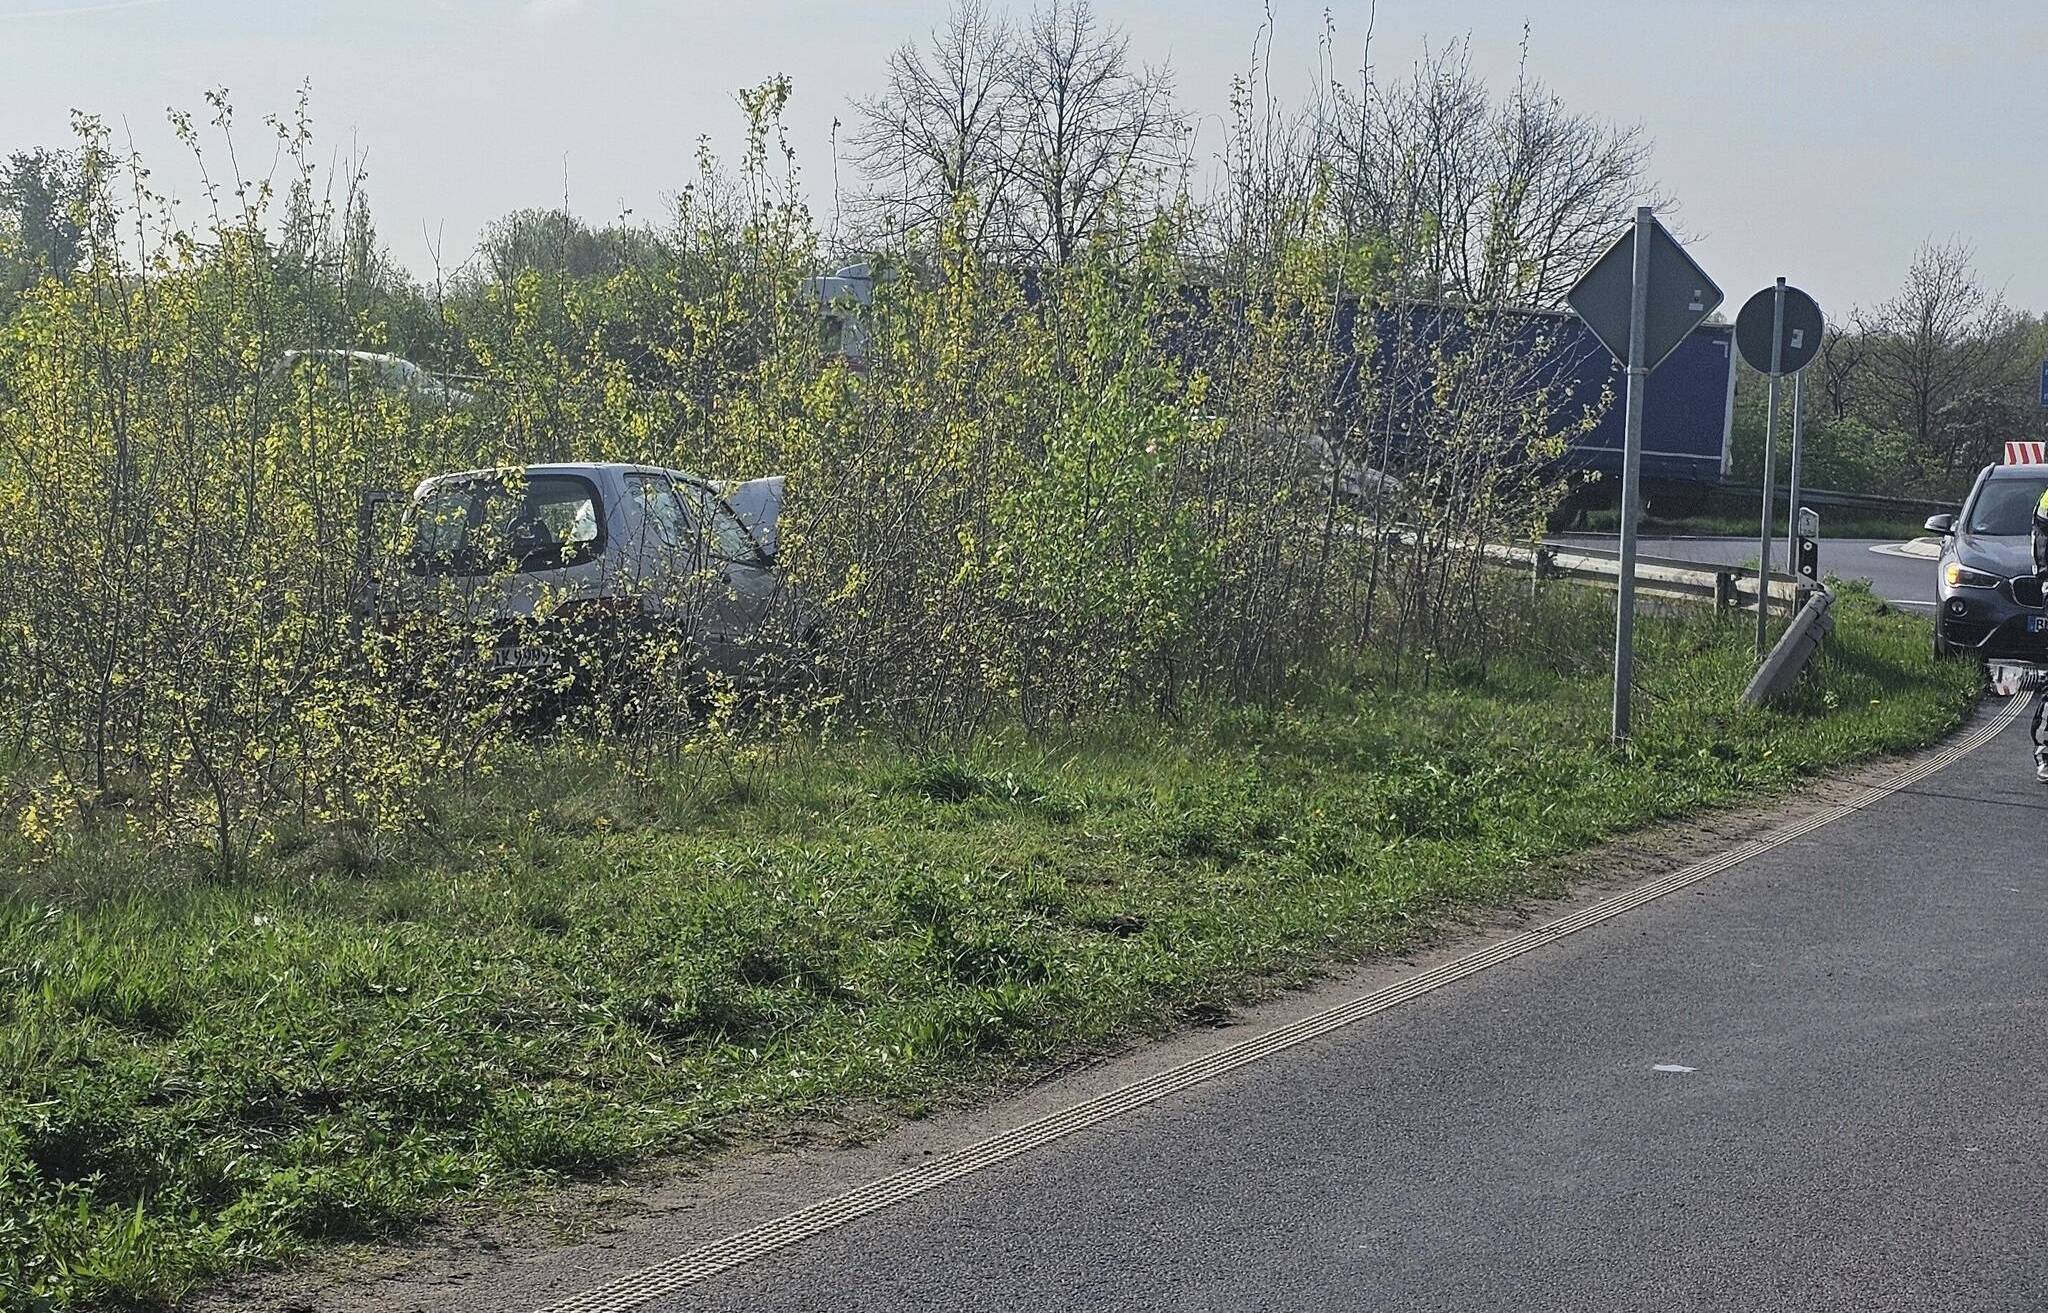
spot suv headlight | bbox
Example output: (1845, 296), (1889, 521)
(1944, 561), (2000, 589)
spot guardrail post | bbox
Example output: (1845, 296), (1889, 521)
(1714, 570), (1734, 614)
(1743, 587), (1836, 705)
(1532, 547), (1552, 603)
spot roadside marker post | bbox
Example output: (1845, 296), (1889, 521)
(1567, 207), (1723, 743)
(1795, 506), (1821, 597)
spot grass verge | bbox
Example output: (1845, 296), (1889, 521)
(0, 585), (1980, 1310)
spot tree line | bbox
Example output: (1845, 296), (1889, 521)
(1727, 238), (2048, 499)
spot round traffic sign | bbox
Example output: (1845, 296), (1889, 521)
(1735, 284), (1824, 374)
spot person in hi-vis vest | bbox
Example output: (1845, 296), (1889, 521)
(2033, 487), (2048, 781)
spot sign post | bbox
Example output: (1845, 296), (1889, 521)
(1758, 281), (1785, 657)
(1567, 208), (1723, 743)
(1735, 282), (1823, 657)
(1784, 371), (1805, 577)
(1614, 209), (1654, 746)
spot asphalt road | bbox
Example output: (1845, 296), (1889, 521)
(639, 703), (2046, 1313)
(1556, 535), (1936, 612)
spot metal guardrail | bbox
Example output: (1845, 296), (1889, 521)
(1377, 525), (1799, 613)
(1510, 541), (1800, 613)
(1794, 486), (1951, 518)
(1679, 482), (1950, 522)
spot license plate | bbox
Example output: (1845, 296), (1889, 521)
(2029, 617), (2048, 635)
(491, 644), (553, 671)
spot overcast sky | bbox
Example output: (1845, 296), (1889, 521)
(4, 0), (2044, 318)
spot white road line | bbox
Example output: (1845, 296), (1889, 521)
(531, 697), (2028, 1313)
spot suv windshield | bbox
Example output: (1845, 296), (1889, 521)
(408, 473), (603, 576)
(1967, 477), (2048, 535)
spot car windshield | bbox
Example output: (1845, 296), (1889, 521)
(674, 480), (764, 562)
(1967, 477), (2048, 535)
(408, 473), (602, 576)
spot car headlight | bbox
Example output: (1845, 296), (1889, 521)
(1944, 561), (2000, 589)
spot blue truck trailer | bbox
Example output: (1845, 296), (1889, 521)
(1532, 313), (1734, 485)
(807, 266), (1738, 495)
(1323, 298), (1736, 487)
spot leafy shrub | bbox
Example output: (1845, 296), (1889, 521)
(0, 82), (1594, 870)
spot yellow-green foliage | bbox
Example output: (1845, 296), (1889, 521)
(0, 89), (1596, 863)
(0, 239), (423, 858)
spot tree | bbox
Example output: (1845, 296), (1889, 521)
(1325, 38), (1658, 308)
(844, 0), (1178, 266)
(0, 148), (88, 278)
(1009, 0), (1179, 265)
(1198, 15), (1327, 279)
(1813, 325), (1870, 423)
(0, 147), (93, 311)
(468, 207), (667, 286)
(845, 0), (1019, 254)
(1856, 238), (2022, 477)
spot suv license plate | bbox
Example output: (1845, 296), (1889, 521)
(2029, 617), (2048, 635)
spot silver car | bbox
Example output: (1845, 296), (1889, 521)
(367, 462), (798, 701)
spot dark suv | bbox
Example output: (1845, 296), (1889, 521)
(1930, 463), (2048, 660)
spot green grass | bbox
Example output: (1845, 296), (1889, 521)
(0, 587), (1981, 1310)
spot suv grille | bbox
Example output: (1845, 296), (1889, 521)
(2013, 576), (2046, 609)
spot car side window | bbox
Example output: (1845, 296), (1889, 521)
(626, 473), (690, 549)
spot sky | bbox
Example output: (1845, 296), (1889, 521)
(4, 0), (2046, 319)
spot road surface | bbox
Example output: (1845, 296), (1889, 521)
(503, 698), (2045, 1313)
(1557, 535), (1935, 612)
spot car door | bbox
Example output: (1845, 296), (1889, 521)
(671, 474), (779, 677)
(620, 470), (706, 664)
